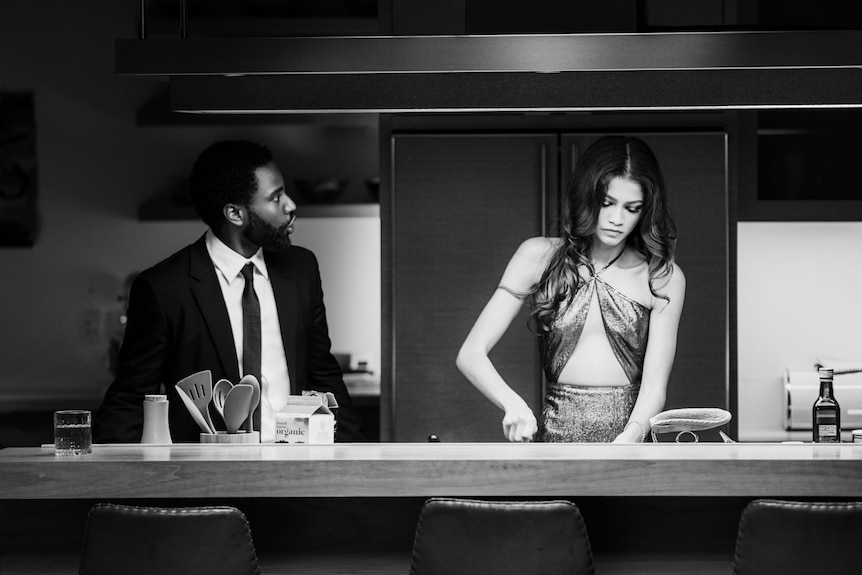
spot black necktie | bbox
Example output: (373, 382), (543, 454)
(241, 263), (262, 430)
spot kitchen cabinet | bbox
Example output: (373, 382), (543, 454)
(141, 0), (382, 38)
(390, 133), (557, 442)
(737, 110), (862, 221)
(387, 130), (728, 442)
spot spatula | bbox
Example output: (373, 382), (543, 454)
(175, 370), (215, 433)
(223, 383), (254, 434)
(175, 385), (214, 434)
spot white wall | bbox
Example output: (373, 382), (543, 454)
(737, 222), (862, 438)
(291, 217), (381, 373)
(0, 1), (380, 406)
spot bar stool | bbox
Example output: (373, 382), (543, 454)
(79, 503), (260, 575)
(409, 497), (595, 575)
(733, 499), (862, 575)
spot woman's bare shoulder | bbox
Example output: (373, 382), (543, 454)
(650, 261), (686, 309)
(514, 236), (561, 261)
(668, 262), (686, 292)
(657, 261), (686, 289)
(498, 237), (561, 293)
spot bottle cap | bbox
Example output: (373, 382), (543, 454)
(145, 394), (168, 402)
(818, 367), (834, 378)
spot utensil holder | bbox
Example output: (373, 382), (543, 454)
(200, 431), (260, 444)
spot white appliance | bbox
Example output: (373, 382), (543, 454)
(784, 369), (862, 430)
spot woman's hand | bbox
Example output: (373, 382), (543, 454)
(611, 429), (641, 443)
(612, 420), (647, 443)
(502, 402), (538, 442)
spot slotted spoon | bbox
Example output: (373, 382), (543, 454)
(212, 378), (233, 418)
(211, 378), (233, 432)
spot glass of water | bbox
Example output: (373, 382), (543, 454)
(54, 409), (92, 456)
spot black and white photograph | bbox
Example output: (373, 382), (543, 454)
(2, 1), (862, 573)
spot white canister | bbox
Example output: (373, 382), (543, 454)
(141, 394), (173, 444)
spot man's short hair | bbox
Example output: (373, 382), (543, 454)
(189, 140), (274, 230)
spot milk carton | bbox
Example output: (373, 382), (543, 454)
(275, 395), (335, 444)
(302, 390), (339, 435)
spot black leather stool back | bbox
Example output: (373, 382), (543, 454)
(734, 499), (862, 575)
(79, 503), (260, 575)
(409, 498), (595, 575)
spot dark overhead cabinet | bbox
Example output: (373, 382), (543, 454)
(739, 110), (862, 221)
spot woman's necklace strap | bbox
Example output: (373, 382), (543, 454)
(593, 248), (625, 276)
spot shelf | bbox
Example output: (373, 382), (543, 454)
(343, 372), (380, 398)
(137, 200), (378, 221)
(299, 203), (379, 218)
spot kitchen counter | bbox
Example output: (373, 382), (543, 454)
(3, 442), (862, 499)
(740, 426), (859, 443)
(2, 442), (861, 575)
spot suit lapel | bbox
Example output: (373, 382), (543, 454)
(266, 251), (298, 393)
(188, 235), (241, 382)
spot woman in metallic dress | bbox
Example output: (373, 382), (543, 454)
(456, 135), (685, 443)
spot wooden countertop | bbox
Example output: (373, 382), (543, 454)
(3, 442), (862, 499)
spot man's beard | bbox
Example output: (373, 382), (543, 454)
(244, 209), (293, 252)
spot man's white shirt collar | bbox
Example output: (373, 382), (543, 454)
(205, 229), (269, 284)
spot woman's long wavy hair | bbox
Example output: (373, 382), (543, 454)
(531, 135), (677, 333)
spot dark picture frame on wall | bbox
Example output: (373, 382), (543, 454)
(0, 91), (39, 247)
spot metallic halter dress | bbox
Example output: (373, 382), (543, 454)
(536, 258), (650, 443)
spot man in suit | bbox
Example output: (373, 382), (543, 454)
(93, 140), (365, 443)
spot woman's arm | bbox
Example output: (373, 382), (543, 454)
(614, 263), (687, 443)
(456, 237), (553, 442)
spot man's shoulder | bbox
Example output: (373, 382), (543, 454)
(265, 245), (318, 268)
(138, 239), (202, 281)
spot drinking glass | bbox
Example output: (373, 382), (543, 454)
(54, 409), (92, 456)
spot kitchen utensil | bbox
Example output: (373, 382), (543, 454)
(223, 383), (254, 434)
(210, 378), (233, 432)
(212, 378), (233, 419)
(649, 407), (732, 443)
(238, 374), (261, 432)
(176, 370), (215, 433)
(176, 386), (214, 434)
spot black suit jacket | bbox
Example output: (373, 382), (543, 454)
(93, 235), (365, 443)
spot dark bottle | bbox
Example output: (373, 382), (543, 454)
(812, 367), (841, 443)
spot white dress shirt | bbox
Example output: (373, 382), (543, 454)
(205, 230), (290, 441)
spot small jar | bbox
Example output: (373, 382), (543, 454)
(141, 394), (172, 444)
(852, 429), (862, 443)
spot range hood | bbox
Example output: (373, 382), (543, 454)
(115, 30), (862, 114)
